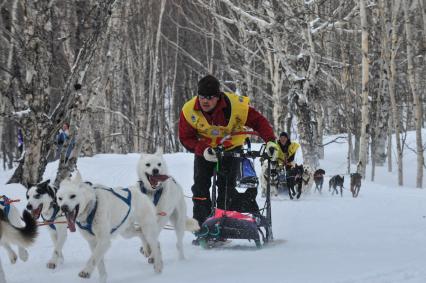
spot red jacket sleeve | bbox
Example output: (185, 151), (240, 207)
(245, 107), (276, 142)
(178, 112), (209, 156)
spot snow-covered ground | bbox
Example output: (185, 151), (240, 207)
(1, 131), (425, 283)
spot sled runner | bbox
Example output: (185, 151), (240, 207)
(195, 132), (275, 249)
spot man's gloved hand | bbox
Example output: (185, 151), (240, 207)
(203, 147), (218, 162)
(265, 141), (278, 161)
(285, 161), (294, 168)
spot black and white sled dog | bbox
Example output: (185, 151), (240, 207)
(26, 180), (67, 269)
(0, 206), (38, 283)
(137, 149), (199, 260)
(56, 172), (163, 282)
(287, 164), (304, 200)
(329, 175), (344, 197)
(0, 196), (31, 269)
(260, 159), (279, 197)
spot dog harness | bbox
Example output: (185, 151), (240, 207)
(302, 174), (311, 185)
(41, 205), (61, 230)
(0, 195), (11, 218)
(138, 181), (163, 206)
(77, 187), (132, 236)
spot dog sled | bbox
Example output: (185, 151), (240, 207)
(195, 132), (276, 249)
(275, 165), (289, 194)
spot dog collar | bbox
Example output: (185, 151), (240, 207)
(303, 175), (310, 184)
(77, 200), (98, 235)
(41, 205), (61, 230)
(138, 181), (163, 206)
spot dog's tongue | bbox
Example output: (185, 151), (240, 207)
(31, 206), (42, 219)
(65, 211), (76, 232)
(149, 175), (169, 187)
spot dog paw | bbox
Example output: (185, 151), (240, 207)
(153, 260), (163, 273)
(148, 257), (154, 264)
(58, 256), (64, 264)
(9, 254), (17, 264)
(47, 262), (57, 269)
(78, 270), (91, 278)
(19, 248), (29, 262)
(140, 246), (151, 258)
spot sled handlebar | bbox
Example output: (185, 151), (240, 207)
(212, 131), (274, 160)
(212, 144), (271, 160)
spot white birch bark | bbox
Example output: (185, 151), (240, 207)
(386, 0), (404, 185)
(419, 0), (426, 46)
(357, 0), (370, 178)
(146, 0), (166, 151)
(403, 0), (424, 188)
(387, 117), (393, 172)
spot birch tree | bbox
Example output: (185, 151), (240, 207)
(357, 0), (370, 178)
(3, 0), (118, 187)
(403, 0), (424, 188)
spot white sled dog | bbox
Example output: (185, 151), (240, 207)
(0, 196), (32, 269)
(26, 180), (68, 269)
(137, 149), (199, 260)
(0, 206), (38, 283)
(260, 159), (279, 197)
(56, 172), (163, 283)
(301, 165), (314, 194)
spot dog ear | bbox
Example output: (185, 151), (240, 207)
(73, 171), (83, 183)
(155, 147), (163, 155)
(39, 179), (50, 188)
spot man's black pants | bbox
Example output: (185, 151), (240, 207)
(191, 153), (240, 227)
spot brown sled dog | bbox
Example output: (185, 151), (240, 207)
(313, 169), (326, 193)
(350, 173), (362, 198)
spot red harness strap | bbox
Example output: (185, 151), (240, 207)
(192, 197), (208, 201)
(0, 196), (20, 205)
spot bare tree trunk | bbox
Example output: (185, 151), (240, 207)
(403, 0), (424, 188)
(170, 24), (180, 152)
(419, 0), (426, 46)
(0, 0), (19, 159)
(7, 0), (117, 187)
(387, 118), (393, 172)
(348, 133), (353, 174)
(146, 0), (166, 151)
(316, 104), (325, 160)
(385, 0), (404, 185)
(357, 0), (370, 178)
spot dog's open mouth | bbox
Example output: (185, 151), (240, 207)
(31, 204), (43, 220)
(146, 173), (169, 188)
(64, 205), (79, 232)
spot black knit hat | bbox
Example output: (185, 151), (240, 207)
(198, 75), (220, 97)
(279, 132), (289, 138)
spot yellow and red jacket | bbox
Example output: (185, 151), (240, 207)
(178, 92), (276, 156)
(277, 141), (300, 167)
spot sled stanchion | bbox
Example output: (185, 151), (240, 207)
(197, 133), (275, 249)
(211, 154), (220, 212)
(265, 159), (273, 242)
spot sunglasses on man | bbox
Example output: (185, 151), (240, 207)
(198, 94), (218, 100)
